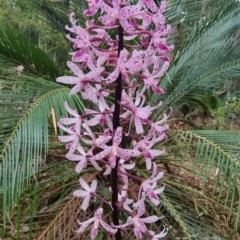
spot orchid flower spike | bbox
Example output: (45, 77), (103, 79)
(57, 0), (172, 238)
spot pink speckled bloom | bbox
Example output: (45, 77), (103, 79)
(56, 61), (104, 95)
(148, 227), (168, 240)
(116, 198), (159, 239)
(139, 163), (165, 205)
(73, 178), (98, 211)
(76, 208), (117, 239)
(90, 127), (140, 168)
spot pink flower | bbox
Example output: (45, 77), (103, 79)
(139, 163), (165, 205)
(139, 0), (158, 13)
(58, 101), (82, 135)
(99, 0), (142, 32)
(148, 226), (168, 239)
(118, 159), (135, 185)
(121, 94), (162, 134)
(134, 136), (165, 170)
(76, 208), (117, 239)
(106, 49), (130, 84)
(84, 108), (113, 130)
(138, 0), (168, 30)
(65, 15), (92, 62)
(125, 48), (155, 74)
(65, 15), (108, 63)
(57, 0), (173, 237)
(56, 61), (104, 95)
(116, 198), (159, 239)
(81, 83), (110, 111)
(139, 55), (170, 95)
(90, 127), (140, 168)
(84, 0), (103, 16)
(73, 178), (98, 211)
(66, 147), (102, 173)
(103, 158), (133, 177)
(57, 122), (81, 155)
(152, 31), (174, 54)
(81, 123), (112, 148)
(148, 109), (171, 137)
(117, 184), (133, 212)
(124, 49), (144, 74)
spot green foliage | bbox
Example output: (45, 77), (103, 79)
(152, 1), (240, 116)
(224, 96), (240, 119)
(0, 64), (85, 226)
(0, 0), (71, 70)
(0, 25), (61, 80)
(95, 229), (104, 240)
(1, 0), (240, 239)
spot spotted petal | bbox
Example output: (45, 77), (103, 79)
(134, 226), (143, 239)
(134, 116), (144, 134)
(80, 178), (91, 192)
(82, 195), (91, 211)
(151, 226), (168, 239)
(76, 217), (95, 233)
(141, 0), (158, 12)
(75, 160), (87, 173)
(73, 190), (88, 198)
(154, 185), (165, 195)
(118, 148), (140, 161)
(56, 76), (79, 84)
(113, 127), (122, 146)
(106, 67), (119, 83)
(58, 135), (75, 143)
(100, 219), (117, 234)
(67, 61), (84, 77)
(91, 147), (112, 161)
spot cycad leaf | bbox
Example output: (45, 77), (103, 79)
(151, 3), (240, 116)
(0, 67), (85, 225)
(0, 25), (61, 80)
(160, 194), (192, 239)
(33, 0), (88, 40)
(163, 130), (240, 232)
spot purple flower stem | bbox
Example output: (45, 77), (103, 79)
(86, 24), (119, 31)
(122, 81), (142, 89)
(81, 111), (113, 119)
(118, 169), (143, 182)
(91, 192), (112, 208)
(111, 24), (124, 240)
(90, 37), (119, 43)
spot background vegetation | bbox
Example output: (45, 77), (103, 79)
(1, 0), (240, 239)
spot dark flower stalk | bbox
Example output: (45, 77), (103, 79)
(111, 23), (124, 240)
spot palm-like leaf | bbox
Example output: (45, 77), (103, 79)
(152, 2), (240, 114)
(153, 130), (240, 238)
(147, 1), (240, 238)
(0, 64), (85, 225)
(152, 6), (240, 236)
(33, 0), (88, 34)
(1, 0), (240, 239)
(0, 25), (61, 80)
